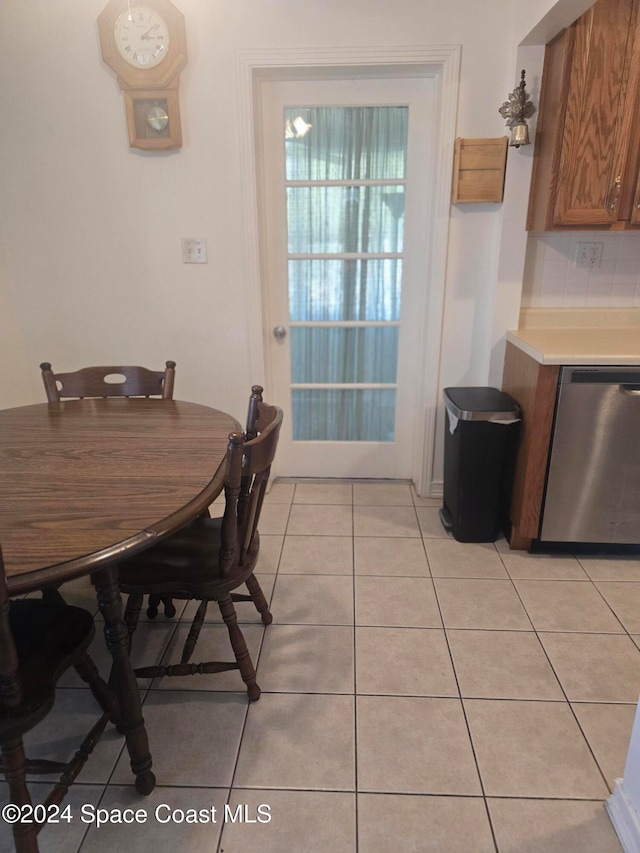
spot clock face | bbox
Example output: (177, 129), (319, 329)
(115, 5), (170, 69)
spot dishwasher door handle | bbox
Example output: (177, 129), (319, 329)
(620, 384), (640, 395)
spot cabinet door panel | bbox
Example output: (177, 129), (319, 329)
(627, 13), (640, 224)
(554, 0), (636, 225)
(630, 170), (640, 224)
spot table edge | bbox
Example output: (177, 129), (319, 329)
(6, 454), (229, 595)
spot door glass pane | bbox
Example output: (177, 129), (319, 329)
(292, 389), (396, 441)
(290, 327), (398, 383)
(283, 104), (408, 444)
(287, 185), (405, 254)
(285, 106), (408, 181)
(288, 259), (402, 321)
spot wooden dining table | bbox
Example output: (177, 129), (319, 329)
(0, 397), (241, 794)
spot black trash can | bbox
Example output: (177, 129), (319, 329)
(440, 387), (520, 543)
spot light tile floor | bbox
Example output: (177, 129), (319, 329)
(3, 480), (638, 851)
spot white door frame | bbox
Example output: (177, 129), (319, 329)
(235, 45), (461, 495)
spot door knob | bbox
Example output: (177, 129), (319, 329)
(273, 326), (287, 340)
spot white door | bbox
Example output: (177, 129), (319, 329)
(259, 76), (436, 478)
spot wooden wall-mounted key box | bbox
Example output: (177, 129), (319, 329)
(451, 137), (508, 203)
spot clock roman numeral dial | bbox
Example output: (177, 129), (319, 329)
(114, 5), (170, 69)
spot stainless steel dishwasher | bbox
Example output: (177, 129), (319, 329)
(540, 366), (640, 545)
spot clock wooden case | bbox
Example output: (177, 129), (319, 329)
(98, 0), (187, 150)
(124, 85), (182, 149)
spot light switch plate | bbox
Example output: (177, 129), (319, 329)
(182, 238), (208, 264)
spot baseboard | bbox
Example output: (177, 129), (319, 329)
(606, 780), (640, 853)
(429, 479), (443, 498)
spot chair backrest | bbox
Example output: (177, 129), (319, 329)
(237, 400), (283, 564)
(218, 432), (246, 577)
(0, 546), (22, 712)
(40, 361), (176, 402)
(217, 389), (282, 575)
(245, 384), (264, 441)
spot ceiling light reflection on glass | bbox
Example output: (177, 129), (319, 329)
(285, 116), (312, 140)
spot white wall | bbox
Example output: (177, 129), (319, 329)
(0, 245), (34, 408)
(1, 0), (590, 488)
(515, 0), (593, 45)
(0, 0), (516, 462)
(487, 43), (545, 391)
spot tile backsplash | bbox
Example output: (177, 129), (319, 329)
(522, 232), (640, 308)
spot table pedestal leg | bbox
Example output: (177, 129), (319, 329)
(92, 565), (155, 795)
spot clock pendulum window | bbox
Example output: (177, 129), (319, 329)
(125, 90), (178, 144)
(97, 0), (188, 150)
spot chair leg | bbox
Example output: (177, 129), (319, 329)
(147, 594), (177, 619)
(217, 595), (261, 701)
(46, 712), (110, 807)
(245, 574), (273, 625)
(93, 565), (155, 796)
(2, 738), (39, 852)
(124, 592), (144, 654)
(146, 594), (160, 619)
(74, 653), (119, 724)
(160, 595), (177, 618)
(181, 601), (208, 664)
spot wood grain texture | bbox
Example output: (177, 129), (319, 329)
(124, 84), (182, 151)
(452, 137), (507, 203)
(529, 0), (640, 230)
(527, 29), (572, 231)
(554, 0), (635, 225)
(0, 399), (239, 592)
(502, 343), (559, 545)
(626, 9), (640, 222)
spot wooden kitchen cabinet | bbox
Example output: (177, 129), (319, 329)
(527, 0), (640, 231)
(501, 342), (559, 549)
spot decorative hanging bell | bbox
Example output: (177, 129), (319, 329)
(499, 70), (535, 149)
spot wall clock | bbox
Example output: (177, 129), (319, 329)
(98, 0), (187, 149)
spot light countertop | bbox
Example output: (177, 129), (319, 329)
(507, 327), (640, 365)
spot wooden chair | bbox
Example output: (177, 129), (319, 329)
(39, 361), (176, 402)
(0, 547), (109, 853)
(40, 359), (178, 620)
(118, 398), (283, 701)
(142, 383), (265, 623)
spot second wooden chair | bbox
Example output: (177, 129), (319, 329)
(39, 361), (176, 401)
(40, 359), (178, 619)
(118, 396), (283, 701)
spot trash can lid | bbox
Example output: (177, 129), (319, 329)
(443, 387), (520, 421)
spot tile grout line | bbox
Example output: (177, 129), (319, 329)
(427, 534), (501, 853)
(214, 484), (298, 853)
(494, 545), (614, 797)
(75, 606), (186, 849)
(350, 486), (361, 853)
(56, 482), (639, 850)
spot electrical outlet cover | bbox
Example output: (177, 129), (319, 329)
(575, 242), (603, 268)
(182, 238), (208, 264)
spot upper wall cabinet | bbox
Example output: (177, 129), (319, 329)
(528, 0), (640, 231)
